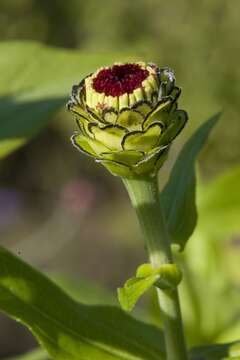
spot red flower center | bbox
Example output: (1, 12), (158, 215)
(92, 63), (149, 97)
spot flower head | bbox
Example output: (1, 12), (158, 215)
(68, 62), (187, 177)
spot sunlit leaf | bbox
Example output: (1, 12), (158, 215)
(198, 165), (240, 237)
(0, 247), (165, 360)
(118, 263), (182, 312)
(0, 41), (133, 159)
(6, 348), (48, 360)
(118, 275), (158, 312)
(179, 166), (240, 345)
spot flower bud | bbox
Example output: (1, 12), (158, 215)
(68, 62), (187, 177)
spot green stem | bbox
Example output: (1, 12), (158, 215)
(123, 175), (188, 360)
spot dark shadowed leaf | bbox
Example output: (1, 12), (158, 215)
(190, 340), (240, 359)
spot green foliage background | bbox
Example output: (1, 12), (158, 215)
(0, 0), (239, 359)
(1, 0), (239, 173)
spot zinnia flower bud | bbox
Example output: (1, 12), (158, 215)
(68, 62), (187, 177)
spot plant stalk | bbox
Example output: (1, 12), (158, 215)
(123, 175), (188, 360)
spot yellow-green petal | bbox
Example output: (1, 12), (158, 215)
(101, 150), (144, 166)
(76, 116), (94, 138)
(119, 93), (129, 110)
(122, 123), (162, 152)
(143, 99), (172, 129)
(105, 95), (119, 110)
(71, 134), (97, 157)
(68, 102), (89, 119)
(99, 159), (133, 177)
(86, 106), (105, 124)
(155, 147), (169, 170)
(90, 124), (127, 151)
(134, 87), (144, 102)
(72, 133), (110, 157)
(102, 108), (118, 124)
(169, 86), (181, 102)
(159, 110), (188, 146)
(117, 109), (144, 131)
(133, 146), (168, 175)
(131, 100), (152, 116)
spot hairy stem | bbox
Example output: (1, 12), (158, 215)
(123, 175), (188, 360)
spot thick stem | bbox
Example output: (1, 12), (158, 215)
(123, 176), (188, 360)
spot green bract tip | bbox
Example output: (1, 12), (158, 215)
(68, 62), (188, 177)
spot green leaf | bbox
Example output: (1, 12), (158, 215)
(0, 95), (66, 158)
(118, 275), (159, 312)
(0, 41), (132, 159)
(161, 112), (221, 250)
(198, 165), (240, 237)
(0, 247), (166, 360)
(179, 166), (240, 344)
(118, 263), (182, 311)
(6, 348), (48, 360)
(51, 273), (116, 306)
(190, 340), (240, 359)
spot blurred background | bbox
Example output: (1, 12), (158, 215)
(0, 0), (239, 358)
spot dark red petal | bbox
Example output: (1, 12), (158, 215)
(93, 63), (149, 97)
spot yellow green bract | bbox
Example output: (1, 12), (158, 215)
(68, 62), (188, 177)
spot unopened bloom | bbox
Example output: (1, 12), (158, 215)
(68, 62), (187, 177)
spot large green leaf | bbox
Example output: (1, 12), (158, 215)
(51, 273), (117, 306)
(6, 349), (48, 360)
(0, 247), (166, 360)
(178, 165), (240, 345)
(0, 96), (66, 158)
(190, 340), (240, 359)
(198, 165), (240, 237)
(161, 112), (221, 250)
(0, 41), (132, 159)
